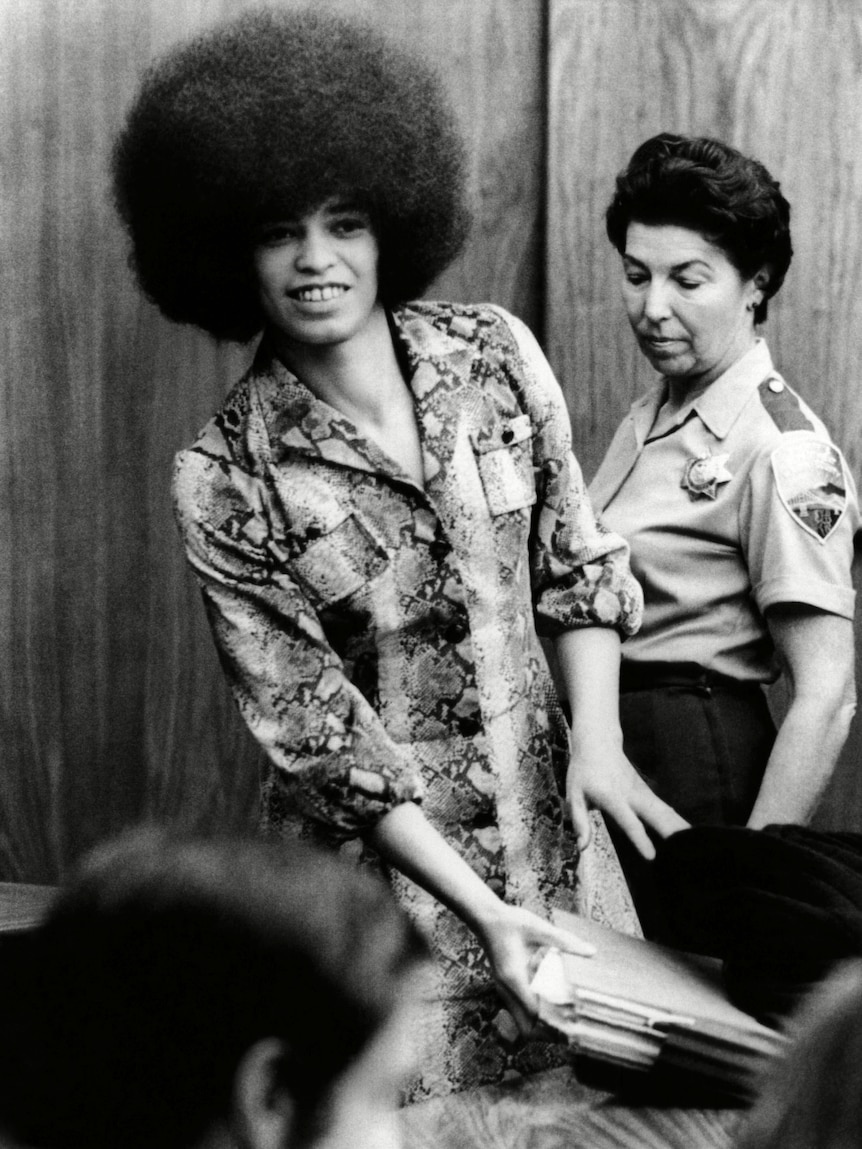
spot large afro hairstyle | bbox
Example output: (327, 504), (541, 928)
(605, 133), (792, 324)
(112, 7), (471, 341)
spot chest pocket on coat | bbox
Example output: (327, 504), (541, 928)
(289, 514), (389, 607)
(471, 415), (537, 516)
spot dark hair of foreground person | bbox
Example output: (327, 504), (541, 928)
(0, 828), (429, 1149)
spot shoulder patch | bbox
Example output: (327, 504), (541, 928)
(758, 378), (814, 433)
(771, 438), (848, 542)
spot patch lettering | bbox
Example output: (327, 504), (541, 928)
(771, 438), (847, 542)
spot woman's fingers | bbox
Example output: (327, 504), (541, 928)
(568, 749), (687, 858)
(487, 908), (602, 1038)
(604, 797), (688, 859)
(600, 773), (688, 856)
(604, 798), (657, 859)
(508, 907), (597, 958)
(490, 949), (539, 1033)
(528, 919), (596, 958)
(568, 787), (593, 851)
(632, 788), (690, 839)
(497, 983), (538, 1036)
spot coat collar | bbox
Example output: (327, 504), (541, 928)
(248, 305), (491, 491)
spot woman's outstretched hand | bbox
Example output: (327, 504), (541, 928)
(369, 802), (596, 1036)
(474, 903), (595, 1035)
(567, 740), (689, 860)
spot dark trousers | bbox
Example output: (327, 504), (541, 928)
(611, 665), (776, 940)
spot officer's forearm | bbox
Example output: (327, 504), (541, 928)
(748, 691), (855, 827)
(752, 607), (856, 827)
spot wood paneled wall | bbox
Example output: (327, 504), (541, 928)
(547, 0), (862, 478)
(547, 0), (862, 825)
(2, 0), (860, 880)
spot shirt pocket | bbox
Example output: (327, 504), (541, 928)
(289, 514), (389, 607)
(471, 414), (537, 516)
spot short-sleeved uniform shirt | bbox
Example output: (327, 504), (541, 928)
(174, 301), (642, 1096)
(590, 340), (858, 683)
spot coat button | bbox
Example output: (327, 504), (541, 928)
(458, 714), (482, 737)
(428, 607), (468, 643)
(444, 617), (469, 644)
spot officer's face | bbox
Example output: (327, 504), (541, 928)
(621, 223), (764, 389)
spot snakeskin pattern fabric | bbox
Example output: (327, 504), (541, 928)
(174, 302), (642, 1095)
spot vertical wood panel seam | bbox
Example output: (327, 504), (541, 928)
(537, 0), (551, 347)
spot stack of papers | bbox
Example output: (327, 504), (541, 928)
(532, 911), (789, 1101)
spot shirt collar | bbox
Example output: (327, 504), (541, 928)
(388, 304), (486, 404)
(255, 304), (483, 396)
(247, 305), (488, 487)
(682, 339), (775, 440)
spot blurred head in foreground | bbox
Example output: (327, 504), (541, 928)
(735, 960), (862, 1149)
(0, 828), (429, 1149)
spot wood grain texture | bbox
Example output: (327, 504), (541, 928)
(357, 0), (546, 326)
(0, 0), (544, 879)
(547, 0), (862, 476)
(401, 1066), (741, 1149)
(4, 0), (861, 877)
(547, 0), (862, 828)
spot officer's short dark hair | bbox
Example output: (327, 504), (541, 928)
(605, 132), (792, 324)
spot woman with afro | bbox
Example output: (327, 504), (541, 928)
(113, 7), (684, 1097)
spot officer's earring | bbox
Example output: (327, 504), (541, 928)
(750, 270), (769, 311)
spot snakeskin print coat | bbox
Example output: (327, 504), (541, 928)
(173, 302), (643, 1096)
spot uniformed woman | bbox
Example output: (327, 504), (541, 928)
(112, 10), (683, 1097)
(587, 133), (859, 934)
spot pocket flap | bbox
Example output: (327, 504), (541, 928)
(470, 417), (537, 516)
(470, 414), (533, 454)
(290, 515), (388, 605)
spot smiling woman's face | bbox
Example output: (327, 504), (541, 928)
(253, 198), (381, 352)
(622, 222), (764, 389)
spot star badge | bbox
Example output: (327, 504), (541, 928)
(681, 452), (733, 500)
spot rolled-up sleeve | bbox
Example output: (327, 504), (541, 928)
(173, 443), (424, 840)
(495, 308), (643, 638)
